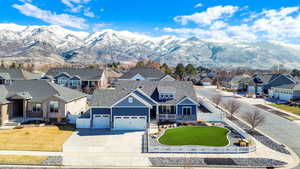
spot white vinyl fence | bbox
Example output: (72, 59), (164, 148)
(76, 118), (90, 128)
(148, 143), (256, 153)
(198, 96), (225, 122)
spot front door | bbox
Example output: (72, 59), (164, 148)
(12, 100), (23, 117)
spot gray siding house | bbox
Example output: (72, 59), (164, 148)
(42, 68), (107, 93)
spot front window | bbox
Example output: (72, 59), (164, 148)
(57, 77), (68, 85)
(160, 105), (175, 114)
(32, 103), (42, 112)
(70, 80), (80, 87)
(182, 107), (192, 115)
(49, 101), (59, 113)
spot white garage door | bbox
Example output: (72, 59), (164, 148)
(114, 116), (147, 130)
(93, 114), (110, 129)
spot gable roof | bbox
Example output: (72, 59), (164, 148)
(91, 80), (198, 107)
(46, 68), (104, 81)
(0, 68), (41, 80)
(265, 74), (296, 89)
(119, 67), (165, 80)
(253, 74), (282, 85)
(0, 80), (86, 103)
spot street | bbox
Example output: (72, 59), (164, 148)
(195, 87), (300, 169)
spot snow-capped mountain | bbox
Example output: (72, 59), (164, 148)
(1, 23), (300, 68)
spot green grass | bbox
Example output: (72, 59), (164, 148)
(158, 126), (229, 146)
(268, 104), (300, 115)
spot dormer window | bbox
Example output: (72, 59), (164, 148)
(128, 97), (133, 103)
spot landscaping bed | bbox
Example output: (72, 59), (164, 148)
(230, 117), (290, 154)
(149, 157), (287, 167)
(0, 155), (62, 166)
(158, 126), (229, 146)
(0, 125), (75, 151)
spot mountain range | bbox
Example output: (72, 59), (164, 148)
(1, 23), (300, 69)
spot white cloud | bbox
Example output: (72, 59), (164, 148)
(164, 5), (300, 43)
(194, 3), (203, 8)
(174, 5), (239, 25)
(61, 0), (95, 16)
(12, 3), (88, 29)
(154, 27), (160, 31)
(92, 23), (110, 32)
(84, 8), (95, 17)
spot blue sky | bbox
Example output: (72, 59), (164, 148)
(1, 0), (300, 43)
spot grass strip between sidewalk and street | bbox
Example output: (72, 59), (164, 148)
(0, 155), (48, 165)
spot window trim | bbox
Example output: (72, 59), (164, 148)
(32, 103), (42, 112)
(49, 101), (59, 113)
(182, 106), (192, 116)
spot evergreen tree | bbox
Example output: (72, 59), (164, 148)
(175, 63), (186, 79)
(185, 64), (197, 75)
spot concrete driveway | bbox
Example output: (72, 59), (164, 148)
(63, 129), (144, 153)
(63, 129), (150, 167)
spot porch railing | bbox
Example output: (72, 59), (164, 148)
(159, 114), (176, 120)
(177, 115), (197, 121)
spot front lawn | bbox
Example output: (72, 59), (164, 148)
(158, 126), (229, 146)
(0, 125), (75, 151)
(0, 155), (47, 165)
(268, 104), (300, 115)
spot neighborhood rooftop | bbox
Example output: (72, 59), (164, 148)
(91, 80), (197, 107)
(45, 67), (104, 81)
(0, 68), (41, 80)
(0, 80), (86, 104)
(119, 67), (165, 79)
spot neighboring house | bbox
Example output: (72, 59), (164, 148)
(119, 67), (175, 81)
(43, 68), (107, 93)
(0, 80), (87, 126)
(222, 74), (251, 89)
(242, 74), (295, 96)
(78, 81), (199, 130)
(0, 68), (41, 85)
(201, 77), (213, 86)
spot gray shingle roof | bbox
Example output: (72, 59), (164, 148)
(119, 67), (165, 79)
(265, 74), (296, 89)
(0, 68), (41, 80)
(46, 68), (104, 81)
(91, 80), (198, 107)
(0, 80), (86, 103)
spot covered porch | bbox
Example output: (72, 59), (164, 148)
(8, 92), (43, 120)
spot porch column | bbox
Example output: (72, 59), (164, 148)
(156, 105), (159, 121)
(23, 100), (27, 119)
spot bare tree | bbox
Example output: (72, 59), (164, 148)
(242, 109), (266, 133)
(224, 100), (240, 119)
(212, 94), (222, 106)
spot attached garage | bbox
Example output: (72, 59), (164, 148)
(93, 114), (110, 129)
(113, 116), (147, 130)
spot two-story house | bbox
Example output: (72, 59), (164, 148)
(77, 81), (199, 130)
(42, 68), (107, 93)
(0, 80), (87, 126)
